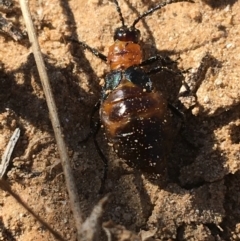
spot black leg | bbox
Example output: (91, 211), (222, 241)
(168, 103), (186, 123)
(68, 38), (108, 62)
(140, 54), (176, 67)
(79, 101), (101, 143)
(168, 102), (197, 148)
(140, 54), (181, 76)
(93, 131), (108, 194)
(79, 101), (108, 193)
(146, 65), (181, 76)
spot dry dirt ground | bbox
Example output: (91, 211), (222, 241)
(0, 0), (240, 240)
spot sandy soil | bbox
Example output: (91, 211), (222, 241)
(0, 0), (240, 240)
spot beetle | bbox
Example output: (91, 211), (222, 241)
(73, 0), (193, 190)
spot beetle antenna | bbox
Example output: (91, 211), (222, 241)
(112, 0), (125, 26)
(132, 0), (194, 28)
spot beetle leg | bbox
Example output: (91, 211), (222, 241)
(79, 101), (101, 142)
(170, 104), (198, 149)
(168, 103), (195, 148)
(68, 38), (107, 62)
(87, 115), (108, 193)
(168, 103), (186, 123)
(91, 106), (108, 193)
(79, 101), (108, 193)
(146, 65), (181, 76)
(142, 55), (180, 76)
(140, 54), (176, 67)
(93, 131), (108, 194)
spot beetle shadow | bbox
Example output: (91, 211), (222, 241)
(176, 103), (239, 239)
(173, 104), (240, 188)
(168, 52), (239, 190)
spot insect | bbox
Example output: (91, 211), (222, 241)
(74, 0), (193, 189)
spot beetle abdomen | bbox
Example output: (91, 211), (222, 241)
(100, 78), (173, 173)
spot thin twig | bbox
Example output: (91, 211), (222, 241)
(18, 0), (83, 238)
(0, 128), (20, 178)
